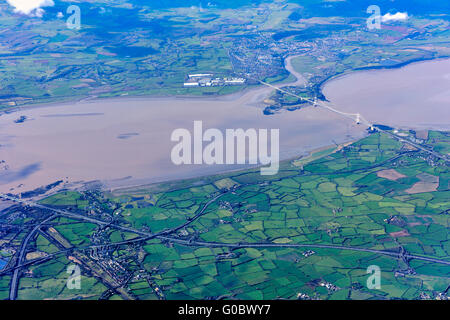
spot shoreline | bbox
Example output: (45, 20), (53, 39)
(0, 54), (313, 117)
(107, 55), (450, 194)
(318, 56), (450, 99)
(108, 139), (349, 195)
(2, 55), (446, 119)
(104, 136), (353, 194)
(2, 55), (448, 195)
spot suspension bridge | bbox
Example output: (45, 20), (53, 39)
(254, 78), (449, 162)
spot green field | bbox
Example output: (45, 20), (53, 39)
(1, 0), (449, 300)
(1, 1), (449, 111)
(1, 130), (447, 300)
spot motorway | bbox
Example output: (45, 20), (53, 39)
(8, 214), (56, 300)
(2, 193), (450, 272)
(156, 236), (450, 266)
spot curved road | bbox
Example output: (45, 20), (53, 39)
(2, 193), (450, 268)
(9, 214), (56, 300)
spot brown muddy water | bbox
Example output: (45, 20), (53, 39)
(1, 58), (448, 193)
(323, 58), (450, 131)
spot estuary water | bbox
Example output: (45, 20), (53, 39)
(0, 58), (448, 193)
(322, 58), (450, 131)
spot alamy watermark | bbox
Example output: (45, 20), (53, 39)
(65, 5), (81, 30)
(67, 264), (81, 290)
(170, 121), (280, 175)
(366, 5), (381, 30)
(366, 265), (381, 289)
(366, 5), (409, 30)
(57, 5), (81, 30)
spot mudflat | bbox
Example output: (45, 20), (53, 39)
(1, 58), (448, 193)
(0, 85), (364, 192)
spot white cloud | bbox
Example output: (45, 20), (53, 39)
(6, 0), (55, 17)
(382, 12), (409, 23)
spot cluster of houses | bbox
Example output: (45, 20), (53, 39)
(183, 73), (246, 87)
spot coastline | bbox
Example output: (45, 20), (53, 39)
(109, 139), (352, 196)
(2, 55), (448, 195)
(321, 57), (450, 131)
(2, 54), (445, 118)
(111, 55), (449, 193)
(0, 55), (304, 118)
(318, 56), (450, 99)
